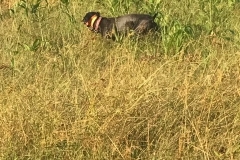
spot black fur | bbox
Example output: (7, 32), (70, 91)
(82, 11), (159, 39)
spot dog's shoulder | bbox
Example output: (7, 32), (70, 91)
(100, 17), (115, 23)
(98, 17), (115, 29)
(97, 17), (116, 38)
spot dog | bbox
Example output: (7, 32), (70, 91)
(82, 11), (158, 39)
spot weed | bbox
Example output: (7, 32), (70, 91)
(1, 0), (240, 159)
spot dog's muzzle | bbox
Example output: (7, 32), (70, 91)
(82, 21), (93, 31)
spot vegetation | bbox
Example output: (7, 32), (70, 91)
(1, 0), (240, 159)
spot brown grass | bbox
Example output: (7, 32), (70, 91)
(1, 0), (240, 159)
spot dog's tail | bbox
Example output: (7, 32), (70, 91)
(152, 13), (158, 20)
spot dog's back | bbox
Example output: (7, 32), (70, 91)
(115, 14), (158, 33)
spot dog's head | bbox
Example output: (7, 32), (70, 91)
(82, 12), (100, 30)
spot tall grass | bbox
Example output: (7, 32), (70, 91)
(1, 0), (240, 159)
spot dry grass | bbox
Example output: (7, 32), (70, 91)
(1, 0), (240, 159)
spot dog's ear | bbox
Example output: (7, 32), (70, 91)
(82, 12), (95, 22)
(96, 12), (100, 17)
(82, 12), (100, 21)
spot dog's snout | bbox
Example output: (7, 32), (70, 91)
(82, 20), (89, 26)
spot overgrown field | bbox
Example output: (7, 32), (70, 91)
(1, 0), (240, 159)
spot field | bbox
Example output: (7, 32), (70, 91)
(1, 0), (240, 159)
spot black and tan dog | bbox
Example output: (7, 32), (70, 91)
(82, 11), (158, 39)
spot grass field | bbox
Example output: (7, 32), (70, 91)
(1, 0), (240, 159)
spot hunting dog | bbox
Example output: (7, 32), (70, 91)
(82, 11), (158, 40)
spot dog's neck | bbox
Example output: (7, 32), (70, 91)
(94, 16), (102, 32)
(89, 15), (97, 28)
(88, 15), (102, 32)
